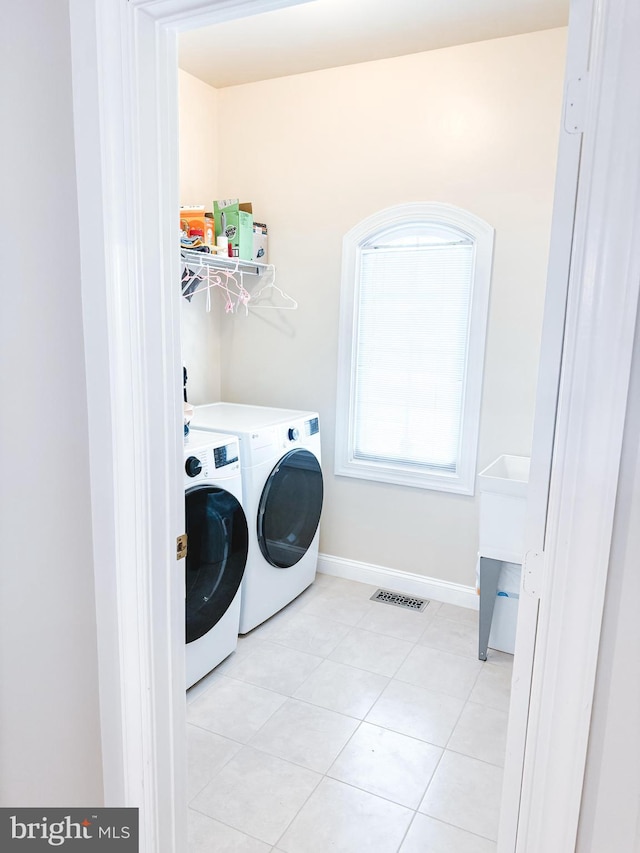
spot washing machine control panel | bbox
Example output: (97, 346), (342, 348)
(278, 415), (321, 448)
(185, 456), (203, 478)
(184, 438), (240, 481)
(214, 443), (239, 468)
(305, 417), (319, 437)
(281, 421), (303, 446)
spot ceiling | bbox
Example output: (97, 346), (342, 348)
(178, 0), (569, 90)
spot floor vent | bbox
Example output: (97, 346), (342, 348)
(370, 589), (429, 612)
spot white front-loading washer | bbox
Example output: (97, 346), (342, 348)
(190, 403), (323, 634)
(184, 428), (248, 688)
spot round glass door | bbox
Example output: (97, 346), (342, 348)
(185, 485), (248, 644)
(257, 449), (323, 568)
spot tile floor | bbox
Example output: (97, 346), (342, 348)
(186, 573), (513, 852)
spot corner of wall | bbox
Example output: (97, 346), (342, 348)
(178, 68), (223, 403)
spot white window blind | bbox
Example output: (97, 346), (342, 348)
(336, 203), (493, 494)
(354, 237), (474, 472)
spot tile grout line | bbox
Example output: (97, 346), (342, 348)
(269, 763), (325, 851)
(188, 802), (276, 849)
(413, 812), (501, 846)
(219, 642), (488, 700)
(394, 810), (421, 853)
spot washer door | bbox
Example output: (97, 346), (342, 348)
(185, 485), (248, 644)
(257, 449), (323, 568)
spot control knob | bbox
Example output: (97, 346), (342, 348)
(185, 456), (202, 478)
(288, 427), (299, 442)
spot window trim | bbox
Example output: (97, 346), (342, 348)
(335, 202), (494, 495)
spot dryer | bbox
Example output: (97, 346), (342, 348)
(184, 429), (248, 688)
(190, 403), (323, 633)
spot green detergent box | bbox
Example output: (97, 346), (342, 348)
(213, 199), (254, 260)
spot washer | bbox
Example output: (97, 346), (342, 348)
(184, 429), (248, 688)
(190, 403), (323, 633)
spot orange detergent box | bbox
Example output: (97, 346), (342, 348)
(179, 206), (206, 240)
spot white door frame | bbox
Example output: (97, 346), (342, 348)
(69, 1), (315, 851)
(498, 0), (593, 847)
(511, 1), (640, 849)
(68, 1), (640, 851)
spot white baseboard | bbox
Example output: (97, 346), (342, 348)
(317, 553), (478, 610)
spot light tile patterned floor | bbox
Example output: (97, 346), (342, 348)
(186, 574), (512, 852)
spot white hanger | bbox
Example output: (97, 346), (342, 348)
(250, 264), (298, 310)
(181, 254), (250, 314)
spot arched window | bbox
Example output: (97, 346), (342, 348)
(335, 203), (494, 494)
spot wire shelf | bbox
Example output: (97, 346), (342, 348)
(180, 248), (268, 277)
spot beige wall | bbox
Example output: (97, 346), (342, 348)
(179, 70), (221, 405)
(0, 0), (103, 805)
(213, 28), (566, 586)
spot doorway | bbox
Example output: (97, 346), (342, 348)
(68, 1), (640, 851)
(177, 7), (567, 850)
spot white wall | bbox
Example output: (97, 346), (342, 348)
(179, 70), (221, 405)
(0, 0), (103, 805)
(213, 29), (566, 585)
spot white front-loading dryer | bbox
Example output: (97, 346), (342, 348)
(184, 429), (248, 688)
(190, 403), (323, 633)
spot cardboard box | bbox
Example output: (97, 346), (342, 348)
(204, 212), (215, 246)
(179, 206), (206, 240)
(253, 221), (268, 263)
(213, 199), (253, 260)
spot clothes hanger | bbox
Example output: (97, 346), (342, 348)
(250, 264), (298, 310)
(181, 254), (250, 314)
(181, 264), (204, 301)
(216, 258), (250, 314)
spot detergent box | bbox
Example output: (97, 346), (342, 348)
(253, 221), (268, 263)
(179, 206), (206, 240)
(213, 199), (254, 260)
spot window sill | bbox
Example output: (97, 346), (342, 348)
(334, 458), (475, 496)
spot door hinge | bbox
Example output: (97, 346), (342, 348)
(522, 549), (545, 598)
(176, 534), (188, 561)
(564, 73), (588, 134)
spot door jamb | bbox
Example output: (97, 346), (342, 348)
(511, 1), (640, 849)
(498, 0), (592, 847)
(69, 1), (315, 850)
(68, 1), (640, 851)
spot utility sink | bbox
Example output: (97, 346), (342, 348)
(478, 454), (530, 563)
(477, 454), (530, 657)
(478, 454), (530, 498)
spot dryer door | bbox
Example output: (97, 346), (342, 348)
(185, 485), (248, 644)
(257, 449), (323, 568)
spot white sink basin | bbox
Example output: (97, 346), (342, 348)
(478, 455), (530, 562)
(478, 454), (530, 498)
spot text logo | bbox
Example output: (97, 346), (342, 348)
(1, 809), (138, 850)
